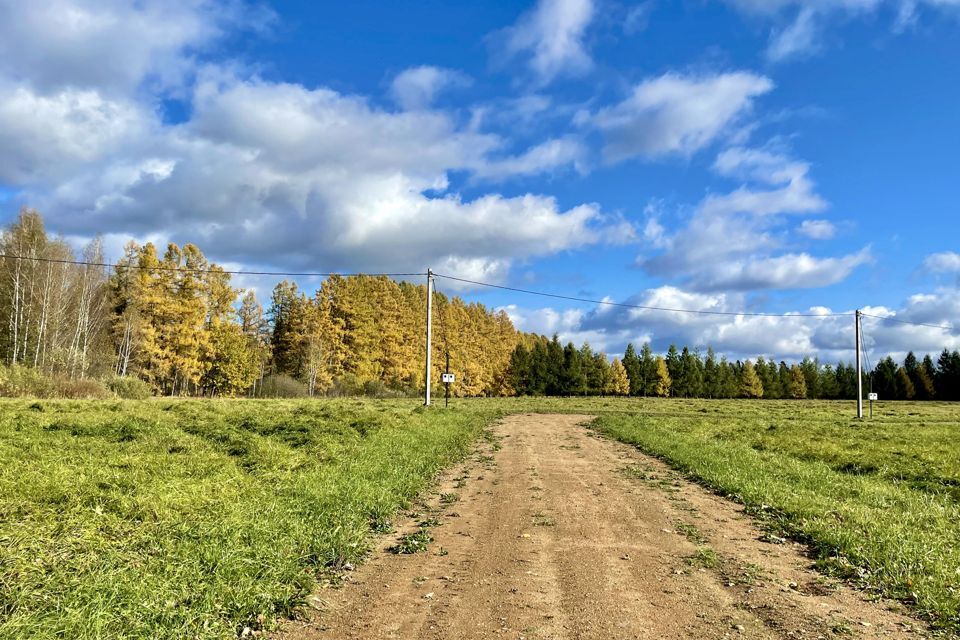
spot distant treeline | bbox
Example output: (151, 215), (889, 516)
(2, 208), (958, 399)
(509, 339), (960, 400)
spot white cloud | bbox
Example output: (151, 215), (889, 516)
(767, 7), (822, 62)
(493, 0), (595, 85)
(390, 65), (471, 111)
(0, 0), (267, 94)
(0, 0), (619, 283)
(924, 251), (960, 273)
(587, 72), (774, 162)
(509, 283), (959, 362)
(639, 146), (865, 291)
(0, 84), (151, 185)
(703, 147), (827, 216)
(725, 0), (960, 62)
(471, 137), (586, 181)
(689, 248), (872, 291)
(10, 71), (611, 281)
(799, 219), (837, 239)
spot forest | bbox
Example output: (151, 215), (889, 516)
(1, 207), (958, 400)
(509, 338), (960, 400)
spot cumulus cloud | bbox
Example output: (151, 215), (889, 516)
(688, 249), (872, 291)
(0, 0), (627, 282)
(701, 148), (827, 217)
(390, 65), (471, 111)
(924, 251), (960, 273)
(0, 84), (151, 185)
(585, 72), (774, 162)
(508, 284), (960, 362)
(492, 0), (595, 85)
(639, 146), (862, 291)
(0, 0), (268, 94)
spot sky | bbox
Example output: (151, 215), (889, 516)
(1, 0), (959, 364)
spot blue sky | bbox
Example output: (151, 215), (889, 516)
(1, 0), (958, 362)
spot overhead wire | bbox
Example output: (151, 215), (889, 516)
(432, 272), (853, 319)
(4, 252), (953, 332)
(859, 312), (955, 332)
(859, 316), (874, 394)
(0, 252), (426, 278)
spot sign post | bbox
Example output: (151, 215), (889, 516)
(868, 392), (878, 419)
(441, 353), (454, 407)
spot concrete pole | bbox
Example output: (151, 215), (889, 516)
(855, 309), (863, 419)
(425, 268), (433, 406)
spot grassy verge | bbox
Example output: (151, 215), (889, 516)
(0, 399), (502, 639)
(589, 398), (960, 632)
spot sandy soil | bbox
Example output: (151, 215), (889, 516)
(277, 413), (931, 640)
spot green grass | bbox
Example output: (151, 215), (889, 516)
(0, 398), (502, 639)
(588, 398), (960, 632)
(2, 396), (959, 636)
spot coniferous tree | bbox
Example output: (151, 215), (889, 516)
(622, 343), (641, 396)
(917, 354), (937, 399)
(788, 365), (807, 399)
(874, 356), (899, 400)
(896, 366), (916, 400)
(639, 343), (656, 396)
(739, 360), (764, 398)
(607, 358), (630, 396)
(702, 348), (720, 398)
(665, 345), (682, 394)
(509, 343), (531, 395)
(653, 356), (672, 397)
(561, 342), (586, 395)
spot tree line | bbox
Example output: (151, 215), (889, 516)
(2, 208), (957, 399)
(0, 209), (517, 397)
(508, 339), (960, 400)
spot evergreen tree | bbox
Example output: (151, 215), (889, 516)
(639, 343), (656, 396)
(818, 364), (840, 399)
(622, 343), (641, 396)
(665, 345), (682, 394)
(681, 348), (704, 397)
(874, 356), (899, 400)
(703, 348), (720, 398)
(561, 342), (587, 395)
(592, 352), (612, 395)
(718, 357), (738, 398)
(546, 335), (564, 395)
(799, 357), (820, 400)
(509, 343), (531, 395)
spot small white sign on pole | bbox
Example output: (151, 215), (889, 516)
(441, 373), (455, 384)
(868, 392), (878, 401)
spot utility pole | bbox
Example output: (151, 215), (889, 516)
(424, 268), (433, 407)
(855, 309), (863, 420)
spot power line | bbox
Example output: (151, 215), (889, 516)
(433, 272), (853, 319)
(860, 312), (956, 332)
(0, 253), (425, 278)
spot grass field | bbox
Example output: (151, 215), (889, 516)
(0, 399), (503, 638)
(1, 397), (958, 637)
(586, 398), (960, 633)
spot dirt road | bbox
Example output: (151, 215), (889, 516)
(280, 414), (928, 639)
